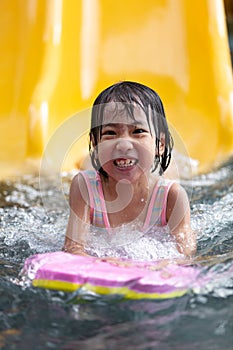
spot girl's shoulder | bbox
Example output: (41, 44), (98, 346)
(71, 169), (98, 187)
(153, 176), (186, 208)
(166, 180), (190, 214)
(69, 170), (97, 210)
(153, 175), (177, 192)
(70, 169), (101, 212)
(77, 169), (100, 183)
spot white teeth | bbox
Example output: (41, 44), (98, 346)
(115, 159), (136, 168)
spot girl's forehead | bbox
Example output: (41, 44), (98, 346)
(102, 102), (150, 126)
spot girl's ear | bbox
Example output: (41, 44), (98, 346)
(158, 133), (165, 156)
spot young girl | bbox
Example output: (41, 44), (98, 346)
(63, 81), (196, 258)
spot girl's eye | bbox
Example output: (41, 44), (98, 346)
(133, 128), (148, 134)
(101, 130), (116, 136)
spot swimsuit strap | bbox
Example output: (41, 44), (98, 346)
(80, 171), (94, 223)
(143, 177), (176, 231)
(96, 172), (111, 229)
(80, 170), (111, 230)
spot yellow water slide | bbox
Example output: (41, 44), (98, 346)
(0, 0), (233, 178)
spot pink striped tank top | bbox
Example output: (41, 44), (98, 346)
(80, 170), (175, 232)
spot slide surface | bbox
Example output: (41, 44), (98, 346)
(0, 0), (233, 178)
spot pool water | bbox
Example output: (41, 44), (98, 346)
(0, 158), (233, 350)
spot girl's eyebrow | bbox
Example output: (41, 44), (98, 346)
(102, 123), (117, 128)
(102, 121), (147, 128)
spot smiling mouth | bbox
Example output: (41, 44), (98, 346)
(113, 158), (137, 169)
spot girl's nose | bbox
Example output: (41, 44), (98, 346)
(115, 138), (133, 152)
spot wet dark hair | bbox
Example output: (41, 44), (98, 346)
(89, 81), (174, 176)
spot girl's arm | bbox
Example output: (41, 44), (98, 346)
(63, 173), (92, 256)
(166, 182), (196, 257)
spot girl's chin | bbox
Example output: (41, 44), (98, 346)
(103, 164), (149, 182)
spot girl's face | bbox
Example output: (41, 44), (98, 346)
(95, 103), (163, 183)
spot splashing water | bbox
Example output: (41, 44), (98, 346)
(85, 225), (183, 260)
(0, 159), (233, 349)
